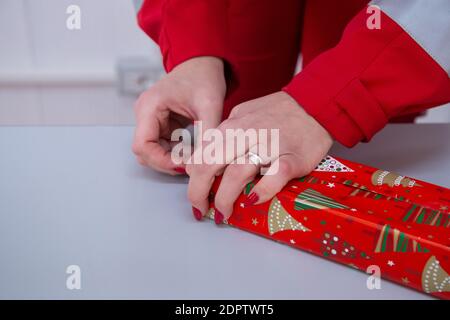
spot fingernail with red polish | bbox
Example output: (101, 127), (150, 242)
(244, 192), (259, 207)
(192, 207), (202, 221)
(214, 209), (224, 225)
(174, 167), (186, 174)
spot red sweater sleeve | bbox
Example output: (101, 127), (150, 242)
(283, 9), (450, 147)
(137, 0), (228, 72)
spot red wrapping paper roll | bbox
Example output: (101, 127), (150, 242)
(206, 156), (450, 299)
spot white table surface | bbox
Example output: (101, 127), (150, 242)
(0, 124), (448, 299)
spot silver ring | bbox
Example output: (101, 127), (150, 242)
(248, 152), (263, 166)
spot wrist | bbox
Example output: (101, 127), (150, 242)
(172, 56), (224, 76)
(282, 91), (334, 145)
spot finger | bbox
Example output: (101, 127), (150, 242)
(133, 105), (176, 174)
(187, 171), (215, 218)
(161, 138), (188, 175)
(213, 156), (260, 222)
(186, 119), (251, 217)
(170, 112), (192, 130)
(249, 154), (308, 205)
(184, 102), (223, 219)
(140, 143), (177, 174)
(161, 116), (188, 140)
(183, 101), (222, 174)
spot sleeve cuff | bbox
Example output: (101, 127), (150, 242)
(160, 0), (229, 72)
(283, 71), (387, 148)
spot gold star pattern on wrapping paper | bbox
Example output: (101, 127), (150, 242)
(268, 197), (310, 236)
(206, 208), (215, 219)
(206, 208), (229, 225)
(402, 277), (410, 284)
(422, 256), (450, 294)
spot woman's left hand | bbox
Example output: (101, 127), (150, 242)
(186, 91), (334, 223)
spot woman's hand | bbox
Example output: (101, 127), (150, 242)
(186, 92), (333, 222)
(132, 56), (226, 175)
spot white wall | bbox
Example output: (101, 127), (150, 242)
(0, 0), (448, 125)
(0, 0), (162, 125)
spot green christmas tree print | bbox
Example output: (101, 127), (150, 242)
(295, 188), (349, 211)
(374, 224), (429, 253)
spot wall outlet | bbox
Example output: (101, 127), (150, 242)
(116, 57), (164, 96)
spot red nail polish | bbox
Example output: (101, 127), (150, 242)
(214, 209), (224, 225)
(192, 207), (202, 221)
(174, 167), (186, 174)
(243, 192), (259, 207)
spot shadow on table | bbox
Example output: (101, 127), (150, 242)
(127, 164), (188, 185)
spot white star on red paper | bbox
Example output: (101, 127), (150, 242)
(387, 260), (395, 267)
(327, 183), (335, 188)
(251, 218), (258, 226)
(290, 239), (296, 244)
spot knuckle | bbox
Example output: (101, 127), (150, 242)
(192, 163), (216, 178)
(186, 163), (201, 177)
(185, 163), (194, 176)
(196, 95), (223, 110)
(132, 141), (145, 156)
(256, 181), (271, 195)
(228, 105), (242, 118)
(134, 92), (148, 111)
(186, 164), (210, 179)
(187, 188), (204, 207)
(277, 160), (293, 177)
(213, 194), (228, 212)
(134, 89), (161, 112)
(224, 165), (242, 181)
(229, 101), (254, 119)
(218, 118), (238, 132)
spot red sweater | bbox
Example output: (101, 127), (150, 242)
(137, 0), (450, 147)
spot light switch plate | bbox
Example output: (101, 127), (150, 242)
(116, 57), (163, 96)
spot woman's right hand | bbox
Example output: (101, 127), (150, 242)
(132, 56), (226, 175)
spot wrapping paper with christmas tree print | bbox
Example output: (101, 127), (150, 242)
(205, 156), (450, 299)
